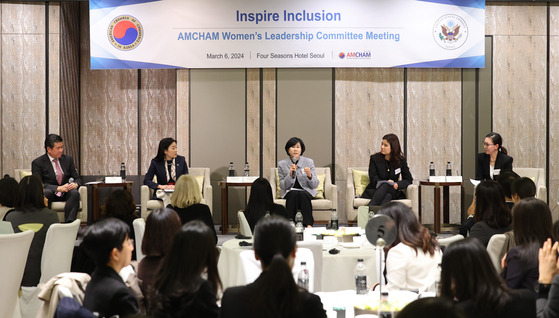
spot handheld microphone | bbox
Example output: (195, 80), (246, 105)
(291, 157), (298, 177)
(69, 177), (74, 184)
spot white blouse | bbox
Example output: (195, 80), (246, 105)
(385, 242), (442, 292)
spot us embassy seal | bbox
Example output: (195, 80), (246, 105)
(108, 15), (143, 51)
(433, 14), (468, 50)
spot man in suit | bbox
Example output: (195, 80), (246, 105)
(32, 134), (82, 222)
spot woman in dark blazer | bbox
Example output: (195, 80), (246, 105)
(144, 138), (188, 191)
(361, 133), (413, 206)
(476, 132), (513, 181)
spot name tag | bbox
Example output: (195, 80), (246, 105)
(494, 169), (501, 176)
(395, 168), (401, 175)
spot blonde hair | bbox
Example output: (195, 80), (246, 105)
(171, 175), (201, 208)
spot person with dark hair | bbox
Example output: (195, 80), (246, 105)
(221, 216), (326, 318)
(440, 238), (536, 318)
(502, 198), (553, 292)
(31, 133), (82, 222)
(512, 177), (537, 204)
(82, 218), (139, 317)
(5, 175), (59, 286)
(138, 208), (182, 312)
(361, 133), (413, 207)
(398, 297), (467, 318)
(244, 177), (288, 231)
(497, 170), (520, 209)
(277, 137), (319, 226)
(476, 132), (513, 181)
(151, 220), (221, 318)
(103, 189), (140, 260)
(376, 202), (441, 291)
(0, 175), (18, 220)
(144, 138), (188, 196)
(469, 180), (512, 247)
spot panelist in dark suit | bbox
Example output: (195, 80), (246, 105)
(31, 134), (82, 222)
(476, 132), (513, 181)
(144, 138), (188, 193)
(361, 133), (413, 206)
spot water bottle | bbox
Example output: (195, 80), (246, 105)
(330, 209), (339, 230)
(120, 162), (126, 181)
(295, 210), (303, 224)
(244, 162), (250, 176)
(446, 162), (452, 176)
(378, 292), (393, 318)
(297, 261), (310, 290)
(289, 219), (295, 229)
(429, 162), (435, 177)
(355, 258), (368, 294)
(264, 211), (270, 218)
(228, 162), (234, 176)
(295, 210), (304, 241)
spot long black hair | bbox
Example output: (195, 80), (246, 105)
(14, 175), (45, 212)
(374, 133), (405, 169)
(474, 180), (511, 229)
(251, 215), (302, 317)
(244, 178), (276, 230)
(154, 137), (176, 162)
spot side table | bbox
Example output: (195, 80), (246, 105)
(418, 181), (464, 233)
(218, 180), (253, 234)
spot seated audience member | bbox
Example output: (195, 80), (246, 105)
(104, 189), (140, 260)
(244, 177), (288, 231)
(221, 216), (327, 318)
(82, 218), (139, 317)
(469, 181), (512, 247)
(151, 220), (221, 318)
(398, 297), (467, 318)
(511, 177), (537, 204)
(144, 137), (188, 195)
(137, 208), (181, 311)
(503, 198), (553, 292)
(376, 202), (442, 292)
(0, 174), (18, 220)
(6, 175), (59, 286)
(536, 239), (559, 318)
(32, 133), (82, 222)
(440, 238), (536, 318)
(167, 174), (217, 244)
(497, 170), (520, 209)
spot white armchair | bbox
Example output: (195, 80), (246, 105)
(268, 167), (337, 223)
(346, 167), (419, 222)
(140, 167), (212, 219)
(15, 169), (88, 223)
(513, 168), (547, 203)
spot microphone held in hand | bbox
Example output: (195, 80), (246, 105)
(291, 157), (298, 177)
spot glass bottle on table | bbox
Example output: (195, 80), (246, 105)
(330, 208), (339, 230)
(244, 162), (250, 176)
(297, 261), (310, 290)
(228, 162), (235, 176)
(355, 258), (368, 295)
(429, 162), (435, 177)
(446, 162), (452, 176)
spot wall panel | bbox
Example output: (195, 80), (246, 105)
(176, 69), (189, 162)
(262, 69), (277, 177)
(549, 5), (559, 214)
(246, 69), (260, 176)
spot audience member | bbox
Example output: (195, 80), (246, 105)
(511, 177), (537, 204)
(221, 216), (326, 318)
(536, 238), (559, 318)
(0, 174), (18, 220)
(137, 208), (181, 311)
(468, 180), (512, 247)
(497, 170), (520, 209)
(6, 175), (58, 286)
(81, 218), (139, 317)
(244, 177), (288, 231)
(440, 238), (536, 318)
(151, 220), (221, 318)
(376, 202), (442, 292)
(501, 198), (552, 293)
(167, 174), (217, 244)
(398, 297), (467, 318)
(104, 189), (140, 260)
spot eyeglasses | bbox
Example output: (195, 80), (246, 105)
(483, 142), (494, 147)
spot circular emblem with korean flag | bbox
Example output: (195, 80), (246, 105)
(108, 15), (143, 51)
(433, 14), (468, 50)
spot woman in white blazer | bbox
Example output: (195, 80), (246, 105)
(277, 137), (319, 226)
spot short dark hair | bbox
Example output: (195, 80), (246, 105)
(44, 134), (63, 151)
(81, 218), (130, 266)
(15, 175), (45, 211)
(103, 189), (137, 221)
(496, 170), (519, 198)
(0, 175), (18, 207)
(142, 208), (181, 257)
(284, 137), (305, 156)
(511, 177), (536, 199)
(154, 137), (177, 162)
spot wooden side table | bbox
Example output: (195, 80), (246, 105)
(218, 181), (253, 234)
(90, 181), (133, 222)
(418, 181), (464, 233)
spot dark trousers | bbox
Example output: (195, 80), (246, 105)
(285, 190), (313, 226)
(368, 183), (397, 206)
(45, 188), (80, 222)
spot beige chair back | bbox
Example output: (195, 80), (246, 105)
(487, 234), (507, 272)
(237, 211), (252, 237)
(133, 218), (146, 262)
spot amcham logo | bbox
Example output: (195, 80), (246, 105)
(108, 15), (143, 51)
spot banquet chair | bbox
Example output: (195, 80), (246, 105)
(237, 211), (252, 237)
(0, 220), (14, 234)
(239, 248), (315, 291)
(140, 167), (212, 219)
(0, 230), (34, 318)
(436, 234), (464, 249)
(14, 169), (88, 224)
(487, 234), (507, 273)
(297, 241), (323, 292)
(133, 218), (146, 262)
